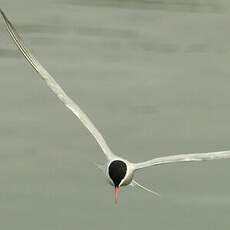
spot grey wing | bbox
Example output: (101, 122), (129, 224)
(0, 9), (116, 160)
(133, 150), (230, 169)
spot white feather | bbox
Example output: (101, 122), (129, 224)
(133, 150), (230, 169)
(0, 9), (116, 161)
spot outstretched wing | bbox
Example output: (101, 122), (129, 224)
(0, 9), (115, 160)
(134, 150), (230, 169)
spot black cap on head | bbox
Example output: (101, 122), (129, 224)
(108, 160), (127, 187)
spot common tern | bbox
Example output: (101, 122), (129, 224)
(1, 9), (230, 203)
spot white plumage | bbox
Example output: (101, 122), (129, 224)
(1, 9), (230, 202)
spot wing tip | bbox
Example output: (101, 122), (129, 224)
(0, 8), (4, 16)
(0, 8), (6, 17)
(0, 8), (9, 24)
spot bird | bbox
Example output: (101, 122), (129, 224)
(1, 8), (230, 203)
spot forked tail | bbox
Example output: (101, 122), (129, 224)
(131, 180), (160, 197)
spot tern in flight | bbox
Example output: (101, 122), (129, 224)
(1, 9), (230, 203)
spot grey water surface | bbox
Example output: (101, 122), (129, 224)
(0, 0), (230, 229)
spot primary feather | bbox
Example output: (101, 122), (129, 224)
(133, 150), (230, 169)
(0, 9), (116, 160)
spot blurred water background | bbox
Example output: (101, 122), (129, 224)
(0, 0), (230, 229)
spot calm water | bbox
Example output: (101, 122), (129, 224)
(1, 0), (230, 229)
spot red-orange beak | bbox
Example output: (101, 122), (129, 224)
(114, 186), (119, 204)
